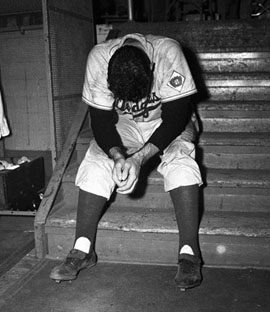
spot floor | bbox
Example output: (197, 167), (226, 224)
(0, 216), (269, 312)
(0, 257), (269, 312)
(0, 216), (34, 277)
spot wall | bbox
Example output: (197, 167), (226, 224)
(0, 28), (50, 151)
(0, 28), (52, 180)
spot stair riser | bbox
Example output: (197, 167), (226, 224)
(110, 190), (270, 213)
(202, 154), (270, 169)
(199, 146), (270, 170)
(206, 87), (270, 101)
(45, 227), (270, 268)
(197, 102), (270, 112)
(60, 182), (270, 213)
(200, 118), (270, 132)
(199, 58), (270, 73)
(110, 194), (270, 214)
(198, 110), (270, 118)
(205, 75), (270, 83)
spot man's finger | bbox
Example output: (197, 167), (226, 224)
(117, 178), (138, 194)
(120, 162), (131, 181)
(113, 162), (125, 181)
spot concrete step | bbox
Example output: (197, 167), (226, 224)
(198, 102), (270, 120)
(197, 52), (270, 73)
(197, 100), (270, 112)
(109, 186), (270, 213)
(115, 20), (270, 53)
(197, 101), (270, 128)
(206, 87), (270, 102)
(45, 203), (270, 268)
(199, 132), (270, 147)
(59, 164), (270, 213)
(142, 168), (270, 188)
(205, 72), (270, 82)
(204, 73), (270, 101)
(198, 102), (270, 128)
(198, 145), (270, 170)
(199, 116), (270, 132)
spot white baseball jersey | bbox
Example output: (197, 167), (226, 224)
(82, 33), (197, 122)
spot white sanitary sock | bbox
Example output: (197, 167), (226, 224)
(180, 245), (194, 256)
(73, 237), (91, 254)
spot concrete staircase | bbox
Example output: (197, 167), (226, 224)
(41, 21), (270, 268)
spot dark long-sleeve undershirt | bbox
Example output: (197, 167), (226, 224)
(89, 96), (192, 156)
(147, 96), (192, 151)
(89, 106), (123, 155)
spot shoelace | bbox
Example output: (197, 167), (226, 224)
(179, 259), (195, 274)
(65, 256), (85, 268)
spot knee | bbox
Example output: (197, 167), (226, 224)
(158, 158), (202, 192)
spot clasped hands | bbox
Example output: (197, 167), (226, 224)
(110, 143), (159, 195)
(112, 155), (142, 195)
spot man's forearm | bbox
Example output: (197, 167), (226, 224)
(90, 107), (123, 156)
(131, 143), (160, 166)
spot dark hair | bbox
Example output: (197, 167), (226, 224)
(107, 45), (153, 102)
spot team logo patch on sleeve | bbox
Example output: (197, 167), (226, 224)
(168, 71), (185, 91)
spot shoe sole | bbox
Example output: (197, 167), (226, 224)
(176, 280), (201, 291)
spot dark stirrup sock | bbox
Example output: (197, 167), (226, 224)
(74, 189), (107, 252)
(169, 184), (201, 257)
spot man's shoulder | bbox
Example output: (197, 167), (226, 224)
(146, 34), (179, 46)
(89, 38), (121, 63)
(146, 35), (181, 59)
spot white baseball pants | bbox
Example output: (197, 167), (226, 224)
(75, 115), (202, 199)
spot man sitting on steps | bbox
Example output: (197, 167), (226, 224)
(50, 33), (203, 290)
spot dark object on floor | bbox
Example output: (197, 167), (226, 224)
(0, 157), (45, 212)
